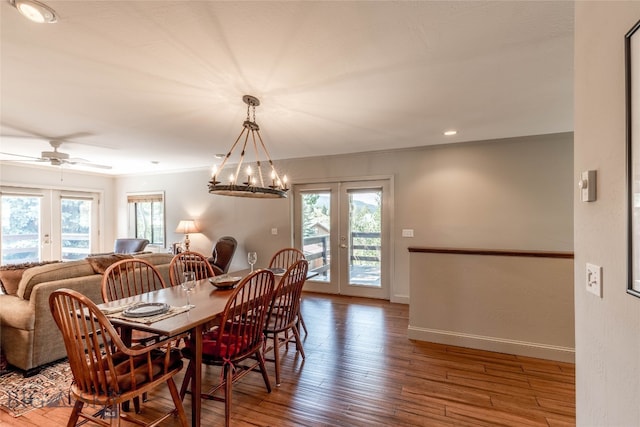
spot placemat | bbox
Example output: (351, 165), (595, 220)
(106, 305), (191, 324)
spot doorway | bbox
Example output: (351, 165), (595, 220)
(1, 186), (101, 264)
(293, 179), (391, 299)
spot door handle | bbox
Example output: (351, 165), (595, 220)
(340, 244), (347, 248)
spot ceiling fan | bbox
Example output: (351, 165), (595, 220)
(0, 140), (112, 169)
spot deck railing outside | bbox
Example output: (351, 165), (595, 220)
(303, 232), (381, 282)
(1, 233), (90, 264)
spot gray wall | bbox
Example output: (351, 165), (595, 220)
(115, 132), (573, 303)
(575, 3), (640, 425)
(409, 251), (574, 362)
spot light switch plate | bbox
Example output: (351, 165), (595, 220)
(586, 263), (602, 297)
(402, 229), (414, 237)
(271, 228), (278, 235)
(578, 170), (597, 202)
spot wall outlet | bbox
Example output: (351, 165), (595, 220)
(586, 263), (602, 297)
(271, 228), (278, 235)
(402, 229), (414, 237)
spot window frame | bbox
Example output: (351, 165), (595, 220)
(127, 191), (166, 248)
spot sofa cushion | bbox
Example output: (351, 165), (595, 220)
(134, 252), (173, 266)
(17, 259), (95, 300)
(0, 269), (23, 295)
(0, 261), (61, 295)
(87, 253), (133, 274)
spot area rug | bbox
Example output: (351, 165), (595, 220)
(0, 359), (73, 417)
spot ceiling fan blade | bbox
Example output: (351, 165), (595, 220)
(64, 158), (112, 169)
(0, 151), (43, 160)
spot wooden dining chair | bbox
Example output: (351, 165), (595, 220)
(49, 288), (188, 427)
(264, 259), (308, 386)
(101, 258), (167, 302)
(180, 269), (275, 427)
(101, 257), (169, 381)
(268, 247), (309, 335)
(169, 250), (216, 287)
(269, 247), (305, 271)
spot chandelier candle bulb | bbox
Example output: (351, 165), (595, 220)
(245, 165), (252, 185)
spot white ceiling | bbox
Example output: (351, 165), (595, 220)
(0, 1), (574, 175)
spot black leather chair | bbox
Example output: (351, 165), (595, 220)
(207, 236), (237, 275)
(113, 238), (149, 254)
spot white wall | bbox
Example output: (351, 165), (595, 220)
(0, 163), (117, 252)
(116, 132), (573, 303)
(575, 3), (640, 425)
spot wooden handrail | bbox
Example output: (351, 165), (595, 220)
(408, 247), (574, 259)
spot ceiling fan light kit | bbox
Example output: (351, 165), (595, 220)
(208, 95), (288, 199)
(10, 0), (57, 24)
(41, 141), (69, 161)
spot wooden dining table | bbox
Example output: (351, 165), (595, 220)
(96, 266), (314, 427)
(97, 275), (240, 427)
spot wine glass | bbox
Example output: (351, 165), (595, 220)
(247, 251), (257, 272)
(181, 271), (196, 308)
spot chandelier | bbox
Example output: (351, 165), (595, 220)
(208, 95), (288, 199)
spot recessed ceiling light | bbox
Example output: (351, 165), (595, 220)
(444, 130), (457, 136)
(10, 0), (57, 24)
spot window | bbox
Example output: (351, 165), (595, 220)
(127, 192), (165, 247)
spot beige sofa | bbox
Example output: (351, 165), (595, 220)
(0, 252), (173, 374)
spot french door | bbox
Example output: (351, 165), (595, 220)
(0, 187), (100, 264)
(294, 179), (391, 299)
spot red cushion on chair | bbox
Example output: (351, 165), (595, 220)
(200, 327), (250, 358)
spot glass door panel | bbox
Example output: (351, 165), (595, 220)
(347, 189), (382, 287)
(339, 181), (389, 299)
(301, 190), (331, 282)
(1, 194), (42, 264)
(60, 198), (93, 260)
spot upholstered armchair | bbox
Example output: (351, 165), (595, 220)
(207, 236), (237, 275)
(113, 238), (149, 254)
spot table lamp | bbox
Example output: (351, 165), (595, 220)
(175, 219), (199, 251)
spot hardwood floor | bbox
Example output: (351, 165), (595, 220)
(2, 293), (575, 426)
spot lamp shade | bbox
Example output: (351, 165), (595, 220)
(175, 220), (199, 234)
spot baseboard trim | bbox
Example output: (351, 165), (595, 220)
(407, 326), (575, 363)
(390, 295), (409, 304)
